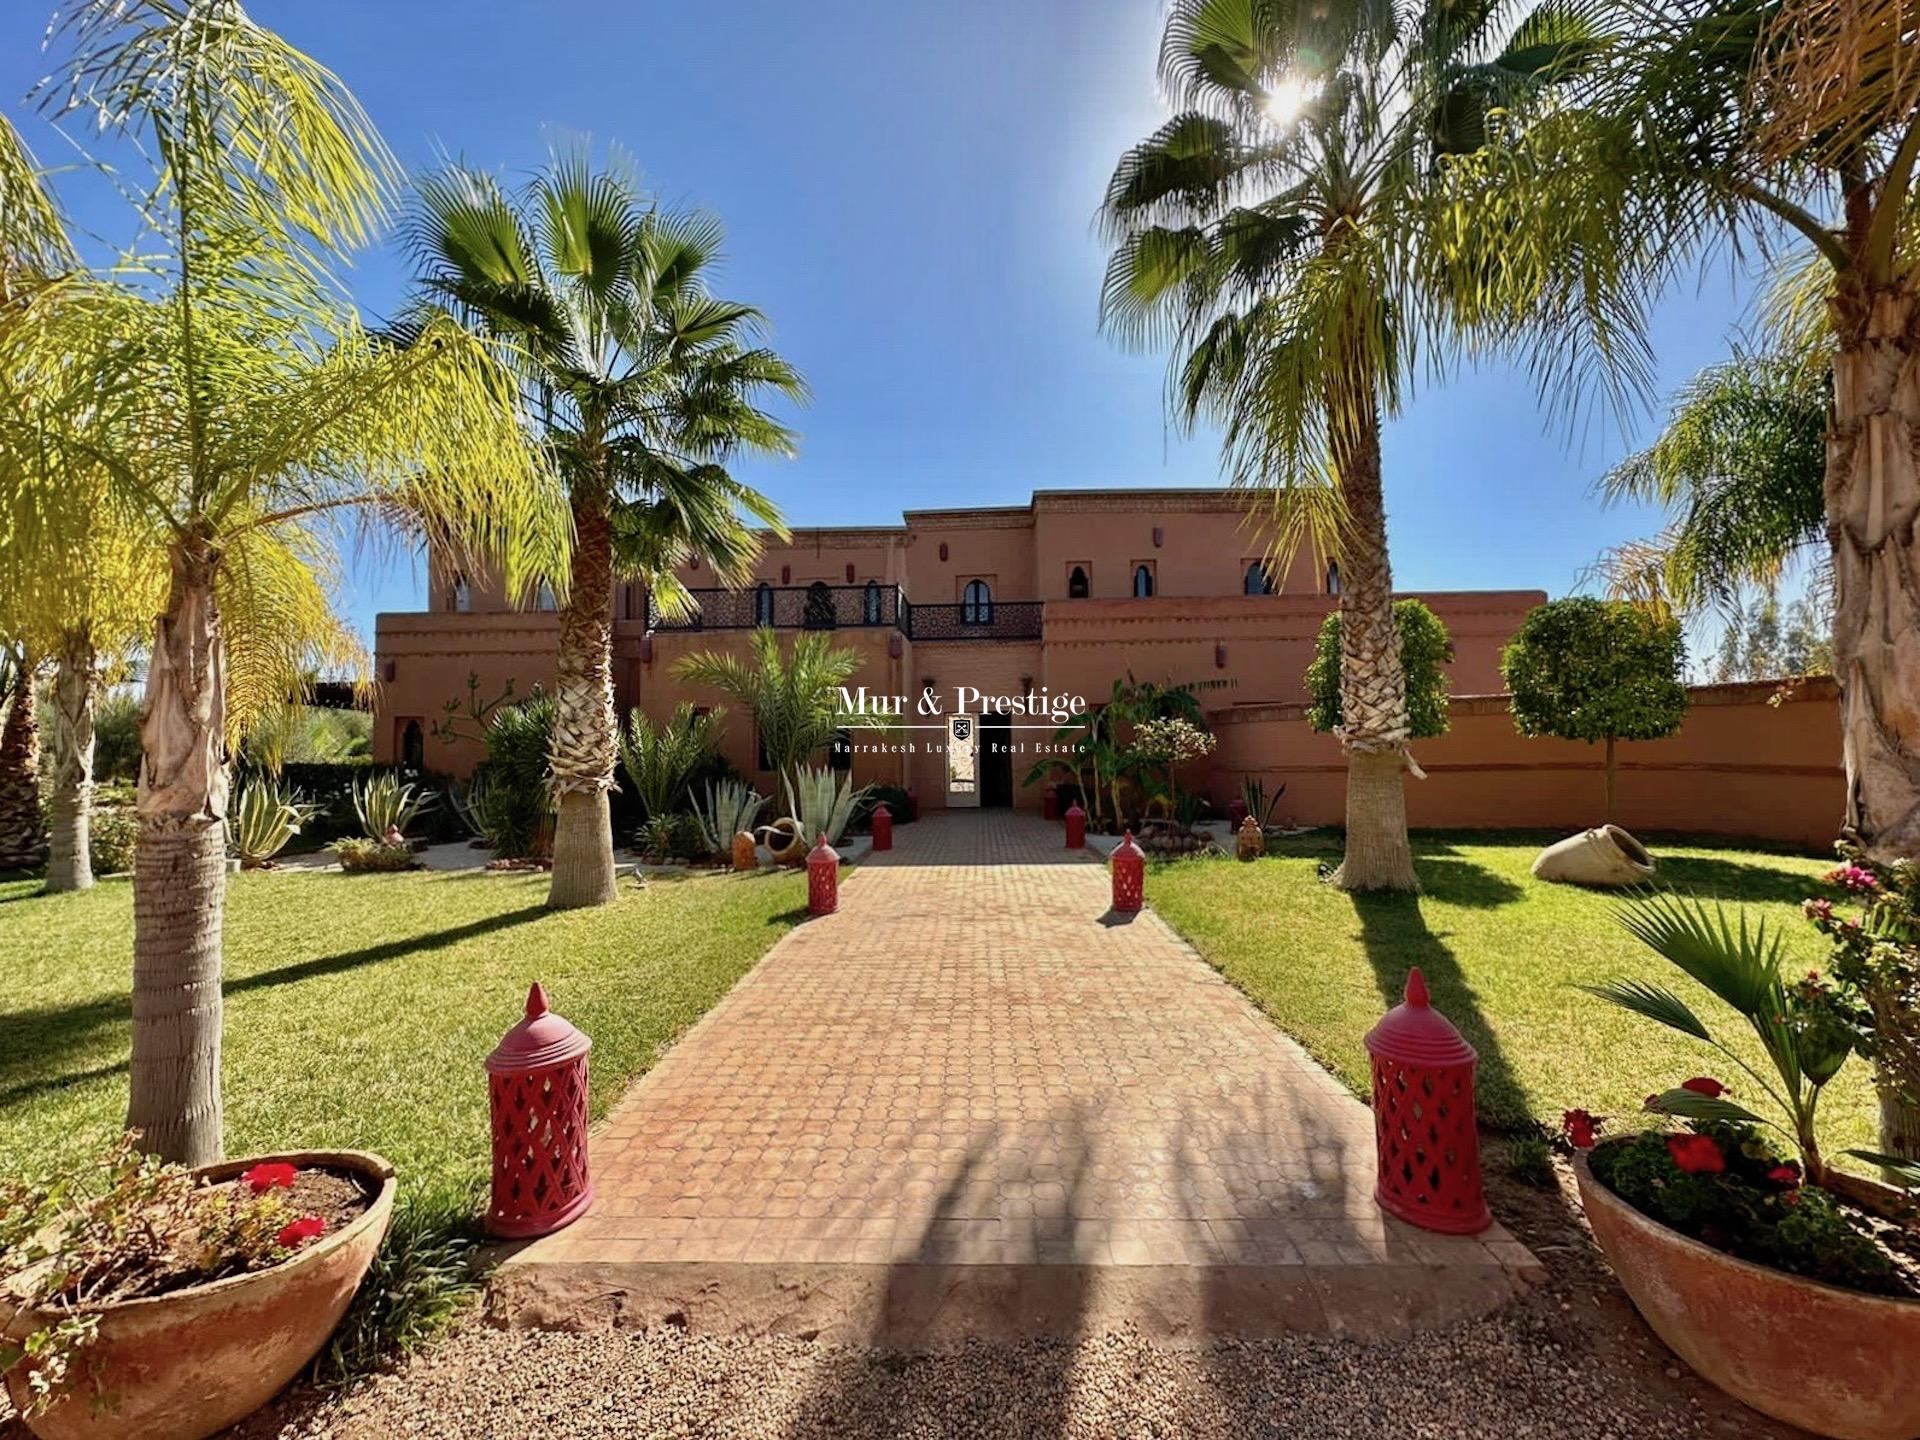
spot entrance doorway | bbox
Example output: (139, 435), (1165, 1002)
(980, 711), (1013, 808)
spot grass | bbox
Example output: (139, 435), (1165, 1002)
(1148, 830), (1879, 1161)
(0, 863), (805, 1371)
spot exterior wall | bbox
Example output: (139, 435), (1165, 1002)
(1208, 677), (1845, 852)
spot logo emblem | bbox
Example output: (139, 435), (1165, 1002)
(950, 717), (972, 742)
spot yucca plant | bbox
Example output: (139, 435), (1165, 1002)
(619, 704), (726, 821)
(352, 772), (437, 842)
(782, 765), (868, 848)
(693, 777), (765, 853)
(1588, 892), (1856, 1183)
(229, 778), (314, 869)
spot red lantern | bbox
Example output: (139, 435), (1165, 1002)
(1042, 785), (1061, 821)
(1363, 969), (1492, 1235)
(1064, 802), (1086, 850)
(485, 983), (594, 1238)
(808, 833), (840, 914)
(1110, 830), (1144, 912)
(871, 802), (893, 852)
(1228, 796), (1248, 829)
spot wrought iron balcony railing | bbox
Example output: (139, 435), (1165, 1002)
(648, 583), (907, 632)
(903, 600), (1043, 642)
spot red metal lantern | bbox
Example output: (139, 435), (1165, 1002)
(1064, 802), (1086, 849)
(1042, 785), (1061, 822)
(1228, 796), (1248, 829)
(871, 802), (893, 852)
(905, 787), (920, 822)
(1363, 968), (1492, 1235)
(808, 833), (840, 914)
(485, 983), (594, 1239)
(1110, 830), (1144, 912)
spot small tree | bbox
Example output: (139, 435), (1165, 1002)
(1306, 601), (1454, 741)
(1502, 599), (1688, 821)
(1129, 715), (1216, 830)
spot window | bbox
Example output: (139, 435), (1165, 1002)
(400, 719), (425, 771)
(803, 580), (837, 629)
(1067, 565), (1089, 599)
(754, 582), (775, 626)
(1243, 561), (1274, 595)
(450, 574), (470, 613)
(1325, 561), (1341, 596)
(535, 580), (557, 612)
(863, 580), (884, 625)
(1132, 564), (1155, 598)
(962, 578), (993, 625)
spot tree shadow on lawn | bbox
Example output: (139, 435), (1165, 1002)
(0, 906), (548, 1113)
(1652, 853), (1825, 907)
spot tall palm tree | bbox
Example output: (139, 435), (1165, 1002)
(1439, 0), (1920, 858)
(0, 0), (566, 1165)
(0, 644), (41, 872)
(1099, 0), (1589, 890)
(409, 155), (805, 909)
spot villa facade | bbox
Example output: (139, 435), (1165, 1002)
(372, 488), (1543, 811)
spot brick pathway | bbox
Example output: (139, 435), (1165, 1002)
(492, 811), (1538, 1342)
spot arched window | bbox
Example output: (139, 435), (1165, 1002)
(1067, 565), (1089, 599)
(754, 582), (775, 626)
(1132, 564), (1155, 598)
(450, 574), (471, 613)
(803, 580), (837, 629)
(1325, 561), (1341, 596)
(962, 579), (993, 625)
(863, 580), (884, 625)
(1243, 561), (1274, 595)
(535, 580), (556, 612)
(401, 719), (425, 771)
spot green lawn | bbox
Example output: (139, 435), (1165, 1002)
(1149, 831), (1879, 1160)
(0, 866), (806, 1189)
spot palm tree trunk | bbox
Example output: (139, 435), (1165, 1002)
(547, 488), (618, 909)
(1327, 375), (1419, 893)
(129, 535), (229, 1166)
(1831, 282), (1920, 861)
(44, 627), (99, 892)
(0, 651), (44, 873)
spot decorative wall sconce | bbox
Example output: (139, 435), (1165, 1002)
(381, 660), (397, 683)
(640, 633), (654, 664)
(781, 564), (791, 584)
(939, 542), (949, 562)
(888, 631), (904, 659)
(1215, 642), (1227, 670)
(845, 563), (855, 583)
(1152, 526), (1164, 547)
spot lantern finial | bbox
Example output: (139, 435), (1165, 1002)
(1404, 968), (1429, 1008)
(525, 982), (550, 1021)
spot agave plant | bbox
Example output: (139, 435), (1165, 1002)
(229, 778), (314, 868)
(694, 778), (765, 853)
(782, 765), (868, 848)
(1588, 892), (1856, 1184)
(352, 772), (437, 841)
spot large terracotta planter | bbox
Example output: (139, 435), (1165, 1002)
(4, 1149), (395, 1440)
(1574, 1150), (1920, 1440)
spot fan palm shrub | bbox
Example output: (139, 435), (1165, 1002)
(0, 0), (567, 1164)
(408, 152), (805, 911)
(619, 703), (726, 820)
(1098, 0), (1587, 888)
(674, 627), (893, 777)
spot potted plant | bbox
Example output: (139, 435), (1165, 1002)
(1567, 889), (1920, 1439)
(2, 1134), (395, 1440)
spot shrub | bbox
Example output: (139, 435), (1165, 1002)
(1504, 1135), (1555, 1188)
(692, 778), (766, 852)
(351, 772), (436, 841)
(638, 812), (711, 863)
(330, 837), (418, 873)
(458, 694), (555, 860)
(91, 690), (143, 783)
(229, 778), (315, 868)
(88, 805), (139, 876)
(860, 784), (914, 827)
(782, 765), (868, 847)
(619, 704), (725, 821)
(1306, 599), (1453, 739)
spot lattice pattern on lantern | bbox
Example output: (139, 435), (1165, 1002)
(1110, 832), (1144, 913)
(808, 835), (840, 914)
(488, 1062), (593, 1237)
(1368, 1053), (1490, 1234)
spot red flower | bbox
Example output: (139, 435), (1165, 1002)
(275, 1216), (326, 1249)
(1680, 1077), (1727, 1098)
(1666, 1134), (1725, 1174)
(1802, 898), (1834, 923)
(1561, 1109), (1601, 1149)
(1767, 1162), (1802, 1187)
(241, 1162), (298, 1195)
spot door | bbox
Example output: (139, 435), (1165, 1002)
(980, 711), (1013, 808)
(946, 714), (979, 808)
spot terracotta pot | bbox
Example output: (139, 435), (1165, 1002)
(5, 1149), (396, 1440)
(1574, 1150), (1920, 1440)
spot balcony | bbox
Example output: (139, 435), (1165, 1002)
(903, 600), (1043, 642)
(649, 583), (907, 632)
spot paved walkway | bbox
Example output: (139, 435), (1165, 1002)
(492, 811), (1538, 1343)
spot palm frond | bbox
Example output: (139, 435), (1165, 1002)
(1579, 977), (1715, 1041)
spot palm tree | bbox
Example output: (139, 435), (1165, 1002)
(1438, 0), (1920, 858)
(1099, 0), (1587, 889)
(674, 627), (882, 779)
(409, 154), (806, 910)
(0, 0), (566, 1165)
(0, 644), (41, 872)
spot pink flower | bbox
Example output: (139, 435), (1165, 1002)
(1680, 1077), (1727, 1098)
(276, 1216), (326, 1249)
(1803, 898), (1833, 922)
(241, 1162), (298, 1195)
(1666, 1134), (1726, 1174)
(1562, 1110), (1601, 1149)
(1826, 864), (1878, 893)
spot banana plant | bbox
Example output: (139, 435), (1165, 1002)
(782, 765), (868, 848)
(1587, 892), (1856, 1184)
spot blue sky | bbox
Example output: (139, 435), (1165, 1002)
(2, 0), (1765, 644)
